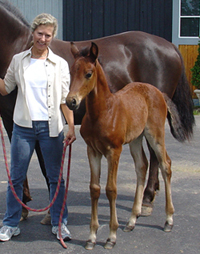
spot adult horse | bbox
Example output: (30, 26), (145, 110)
(0, 0), (195, 215)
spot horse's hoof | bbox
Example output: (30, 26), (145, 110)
(85, 240), (96, 250)
(20, 207), (29, 221)
(141, 205), (153, 217)
(104, 238), (116, 249)
(123, 223), (135, 232)
(40, 213), (51, 225)
(164, 221), (173, 232)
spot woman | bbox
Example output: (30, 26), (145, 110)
(0, 13), (76, 242)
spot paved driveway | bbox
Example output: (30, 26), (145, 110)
(0, 116), (199, 254)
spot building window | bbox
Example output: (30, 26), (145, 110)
(180, 0), (200, 37)
(172, 0), (200, 46)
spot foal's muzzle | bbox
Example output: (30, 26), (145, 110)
(66, 96), (80, 110)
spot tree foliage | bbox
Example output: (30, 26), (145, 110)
(191, 41), (200, 89)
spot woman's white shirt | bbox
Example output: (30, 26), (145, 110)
(4, 47), (70, 137)
(24, 58), (48, 121)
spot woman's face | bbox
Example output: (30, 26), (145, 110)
(32, 25), (54, 52)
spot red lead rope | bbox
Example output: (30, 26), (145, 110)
(0, 117), (71, 249)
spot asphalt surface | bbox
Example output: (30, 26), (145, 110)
(0, 116), (200, 254)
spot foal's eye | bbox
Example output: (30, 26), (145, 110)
(85, 72), (92, 79)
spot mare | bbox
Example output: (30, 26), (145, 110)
(0, 0), (195, 214)
(66, 42), (185, 249)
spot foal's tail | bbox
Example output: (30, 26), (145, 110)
(170, 45), (195, 141)
(163, 94), (188, 142)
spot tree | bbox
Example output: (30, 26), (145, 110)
(191, 40), (200, 89)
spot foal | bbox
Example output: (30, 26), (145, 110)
(66, 42), (182, 250)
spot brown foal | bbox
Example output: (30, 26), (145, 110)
(66, 42), (185, 250)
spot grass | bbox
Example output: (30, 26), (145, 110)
(193, 106), (200, 115)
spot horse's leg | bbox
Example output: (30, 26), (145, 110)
(159, 152), (174, 231)
(35, 141), (50, 191)
(85, 146), (102, 250)
(124, 136), (148, 232)
(142, 142), (160, 216)
(145, 133), (174, 231)
(34, 140), (52, 225)
(104, 147), (122, 249)
(20, 177), (32, 220)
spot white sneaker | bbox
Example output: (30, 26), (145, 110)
(0, 225), (20, 241)
(52, 223), (71, 241)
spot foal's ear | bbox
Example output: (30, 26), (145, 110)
(90, 42), (98, 63)
(70, 42), (80, 58)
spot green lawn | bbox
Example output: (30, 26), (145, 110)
(193, 106), (200, 115)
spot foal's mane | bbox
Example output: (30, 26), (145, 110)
(0, 0), (30, 28)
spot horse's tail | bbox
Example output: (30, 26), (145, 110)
(163, 93), (190, 142)
(170, 45), (195, 141)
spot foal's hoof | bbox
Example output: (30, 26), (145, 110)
(85, 240), (96, 250)
(20, 207), (29, 221)
(123, 223), (135, 232)
(164, 222), (173, 232)
(104, 238), (116, 249)
(40, 213), (51, 225)
(141, 204), (153, 217)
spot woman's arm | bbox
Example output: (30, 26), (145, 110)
(0, 79), (8, 96)
(60, 104), (76, 145)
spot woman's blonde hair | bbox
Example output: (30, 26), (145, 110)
(31, 13), (58, 37)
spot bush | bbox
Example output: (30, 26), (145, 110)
(191, 41), (200, 89)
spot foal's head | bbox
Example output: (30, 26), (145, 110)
(66, 42), (99, 110)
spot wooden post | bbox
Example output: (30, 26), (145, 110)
(179, 45), (198, 97)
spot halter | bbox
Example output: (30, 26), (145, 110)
(0, 117), (71, 249)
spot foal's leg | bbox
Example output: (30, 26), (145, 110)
(124, 136), (148, 232)
(85, 146), (102, 250)
(104, 147), (122, 249)
(158, 151), (174, 231)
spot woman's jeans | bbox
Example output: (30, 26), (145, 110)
(3, 121), (68, 227)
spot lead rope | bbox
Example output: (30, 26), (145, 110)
(58, 143), (71, 249)
(0, 117), (71, 249)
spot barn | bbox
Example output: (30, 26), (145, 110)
(8, 0), (200, 98)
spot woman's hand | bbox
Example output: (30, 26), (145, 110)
(64, 127), (76, 145)
(61, 104), (76, 145)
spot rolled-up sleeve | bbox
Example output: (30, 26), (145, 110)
(60, 60), (70, 104)
(4, 56), (17, 94)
